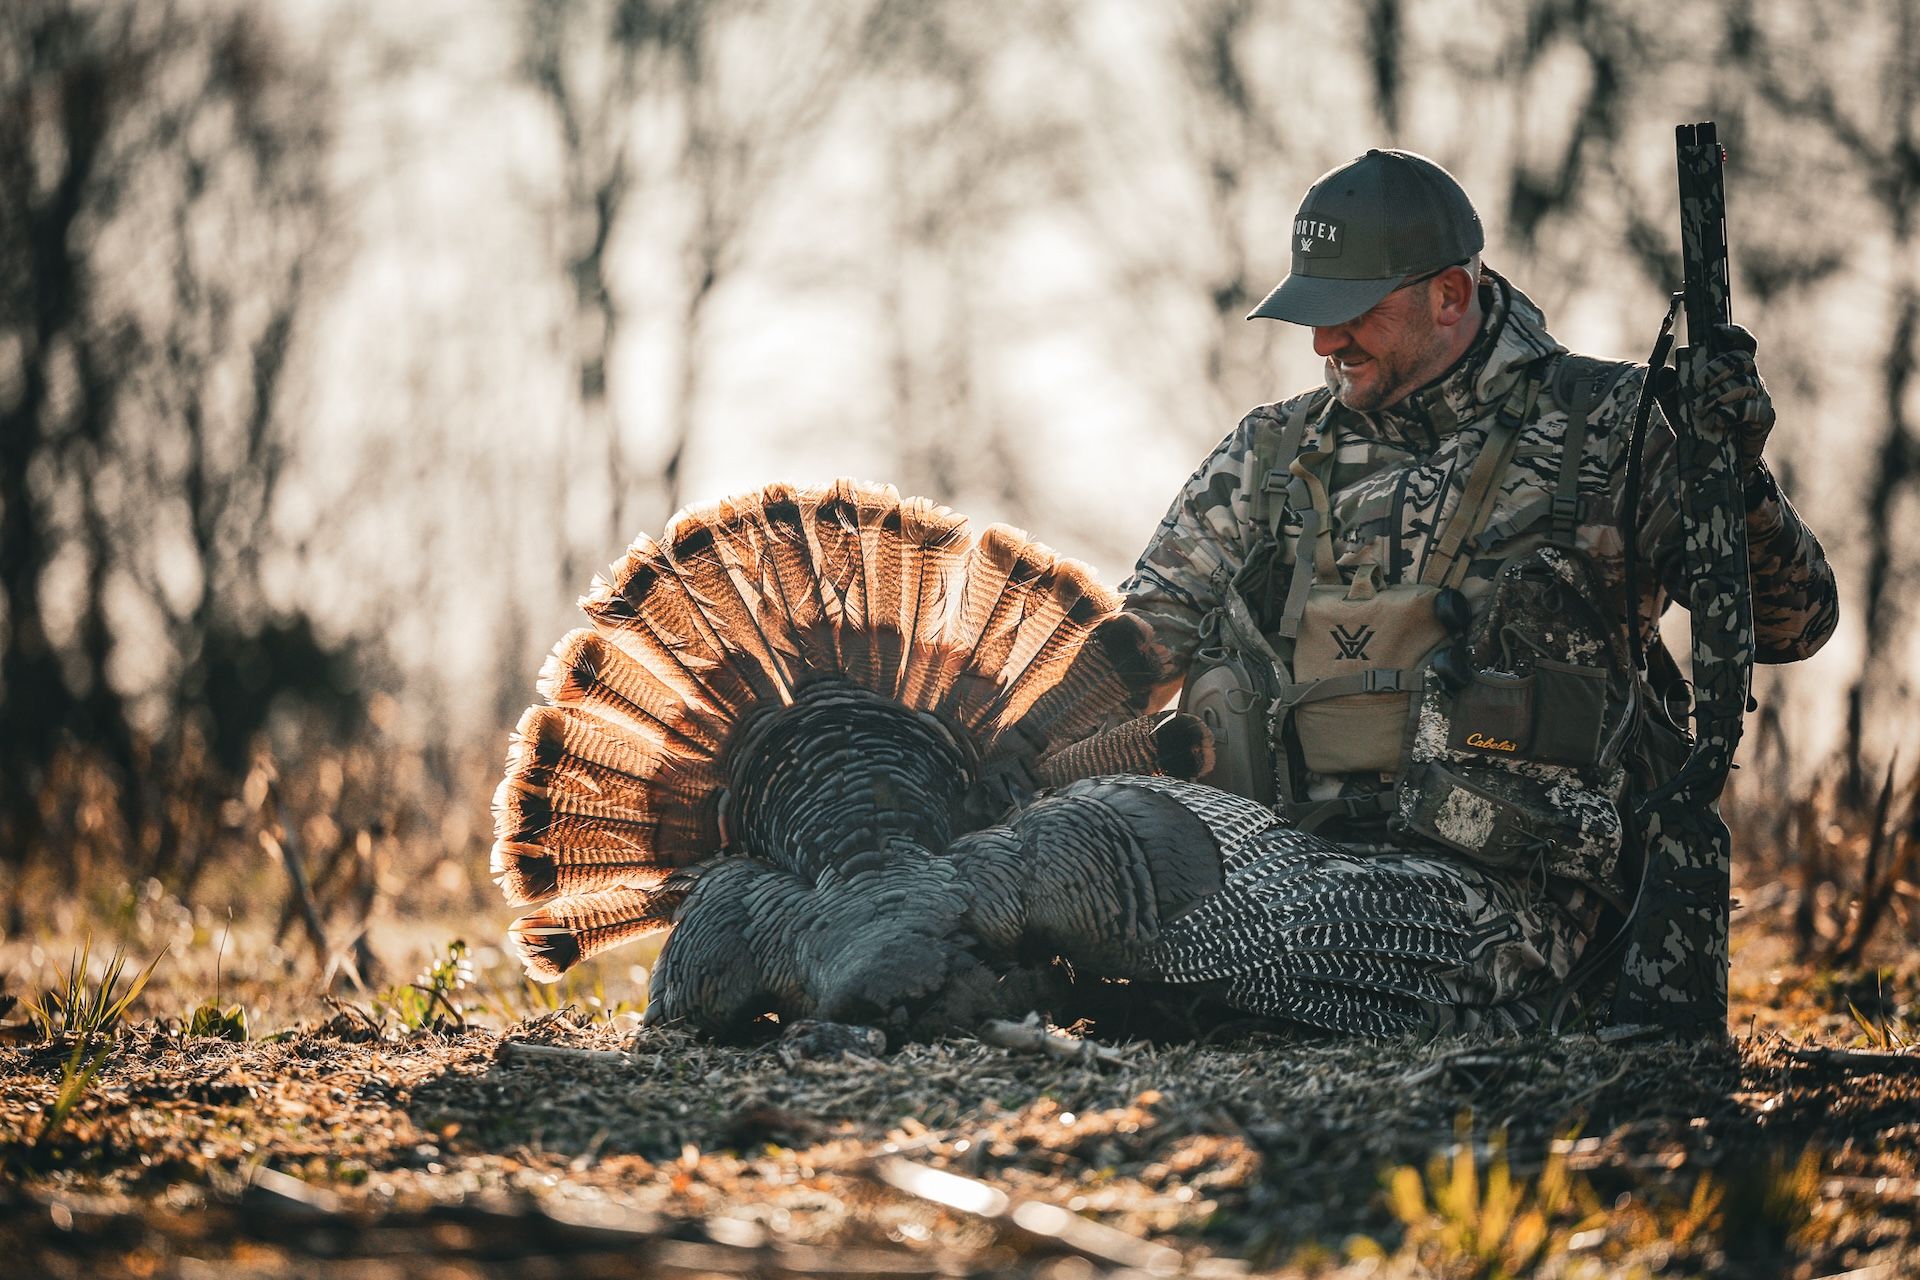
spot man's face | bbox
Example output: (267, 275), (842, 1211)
(1311, 277), (1455, 413)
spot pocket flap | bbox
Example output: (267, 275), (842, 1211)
(1529, 660), (1609, 767)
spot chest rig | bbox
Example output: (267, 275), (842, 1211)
(1181, 355), (1638, 888)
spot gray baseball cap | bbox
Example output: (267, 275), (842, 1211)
(1247, 148), (1484, 327)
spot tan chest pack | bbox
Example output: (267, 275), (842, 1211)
(1269, 382), (1533, 779)
(1179, 356), (1638, 885)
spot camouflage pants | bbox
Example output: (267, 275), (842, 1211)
(1375, 851), (1608, 1034)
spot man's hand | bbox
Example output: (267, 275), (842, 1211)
(1692, 322), (1774, 482)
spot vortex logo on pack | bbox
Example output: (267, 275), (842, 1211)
(1295, 216), (1344, 259)
(1330, 623), (1374, 660)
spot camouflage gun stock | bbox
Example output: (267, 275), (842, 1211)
(1611, 123), (1754, 1034)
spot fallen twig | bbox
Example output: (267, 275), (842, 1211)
(871, 1156), (1187, 1275)
(498, 1040), (629, 1067)
(1399, 1051), (1538, 1088)
(243, 1165), (344, 1217)
(262, 780), (363, 993)
(978, 1015), (1132, 1067)
(1786, 1047), (1920, 1074)
(1560, 1060), (1633, 1111)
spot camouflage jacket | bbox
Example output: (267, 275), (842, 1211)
(1123, 270), (1838, 857)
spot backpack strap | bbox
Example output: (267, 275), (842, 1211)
(1246, 389), (1333, 541)
(1273, 419), (1343, 638)
(1418, 364), (1548, 589)
(1549, 354), (1633, 542)
(1289, 792), (1398, 833)
(1236, 390), (1332, 630)
(1274, 667), (1407, 708)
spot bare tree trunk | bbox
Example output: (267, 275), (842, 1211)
(519, 0), (643, 578)
(0, 4), (114, 884)
(265, 784), (340, 987)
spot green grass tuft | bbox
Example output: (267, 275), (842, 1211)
(24, 936), (167, 1041)
(372, 938), (475, 1032)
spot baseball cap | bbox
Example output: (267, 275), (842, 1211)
(1247, 148), (1484, 327)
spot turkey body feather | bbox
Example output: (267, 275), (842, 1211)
(493, 480), (1539, 1040)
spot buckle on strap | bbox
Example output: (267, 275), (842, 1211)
(1550, 495), (1581, 526)
(1261, 467), (1290, 496)
(1275, 667), (1406, 709)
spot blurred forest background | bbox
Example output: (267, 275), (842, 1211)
(1, 0), (1911, 995)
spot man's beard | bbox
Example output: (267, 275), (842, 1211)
(1324, 351), (1411, 413)
(1323, 326), (1449, 413)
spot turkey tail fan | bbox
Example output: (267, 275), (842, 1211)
(491, 704), (720, 905)
(538, 629), (724, 759)
(509, 886), (685, 982)
(803, 479), (884, 688)
(919, 521), (1018, 712)
(978, 558), (1120, 731)
(856, 484), (909, 696)
(496, 475), (1163, 986)
(748, 483), (839, 676)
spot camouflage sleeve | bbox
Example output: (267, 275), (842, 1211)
(1739, 464), (1838, 663)
(1119, 411), (1270, 672)
(1633, 395), (1838, 664)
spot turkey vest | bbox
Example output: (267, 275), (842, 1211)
(1180, 354), (1641, 890)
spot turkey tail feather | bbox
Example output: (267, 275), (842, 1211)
(982, 559), (1118, 729)
(896, 497), (969, 702)
(749, 483), (838, 675)
(581, 535), (755, 716)
(858, 485), (908, 696)
(510, 886), (684, 982)
(492, 705), (718, 904)
(806, 480), (874, 685)
(663, 499), (797, 705)
(933, 524), (1034, 723)
(1001, 612), (1172, 750)
(538, 629), (721, 757)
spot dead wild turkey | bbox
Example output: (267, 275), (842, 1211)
(492, 480), (1543, 1039)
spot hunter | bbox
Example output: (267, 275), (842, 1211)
(1123, 148), (1837, 1032)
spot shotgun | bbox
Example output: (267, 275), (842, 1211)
(1610, 122), (1755, 1034)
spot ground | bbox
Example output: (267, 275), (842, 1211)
(3, 875), (1920, 1278)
